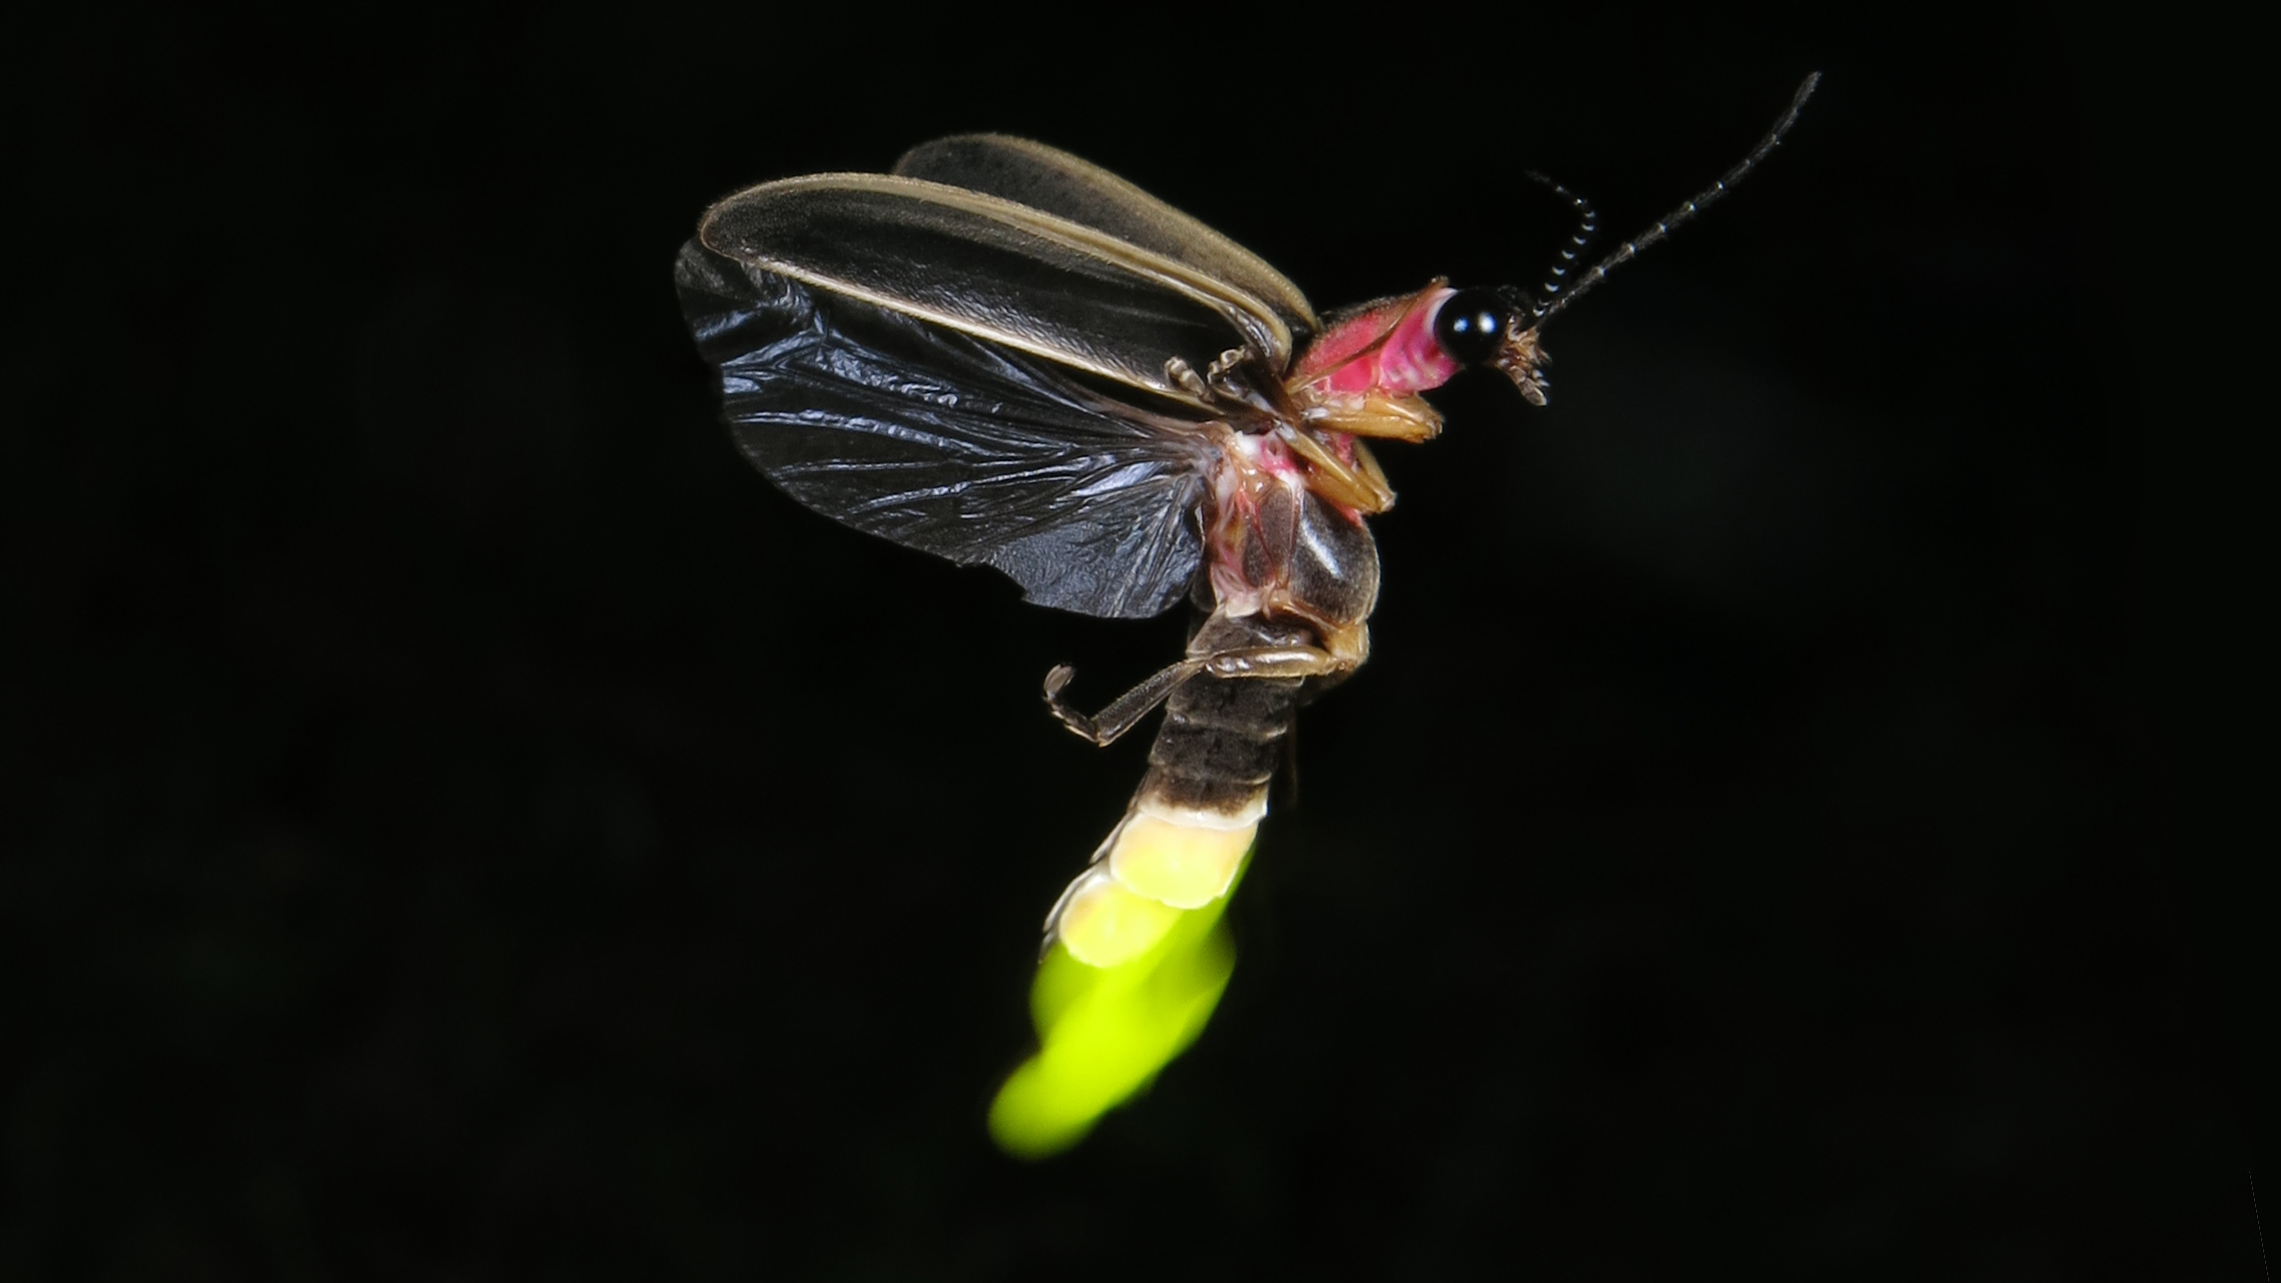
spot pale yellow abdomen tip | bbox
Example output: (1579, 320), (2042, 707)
(1054, 869), (1184, 968)
(1108, 813), (1257, 910)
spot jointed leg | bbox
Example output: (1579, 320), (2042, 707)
(1044, 645), (1355, 747)
(1044, 659), (1206, 746)
(1276, 428), (1395, 514)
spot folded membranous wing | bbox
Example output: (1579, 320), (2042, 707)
(676, 242), (1221, 620)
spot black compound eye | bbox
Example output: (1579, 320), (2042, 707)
(1432, 288), (1511, 366)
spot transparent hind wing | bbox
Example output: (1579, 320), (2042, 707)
(677, 242), (1218, 620)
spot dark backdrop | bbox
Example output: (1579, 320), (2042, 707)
(8, 4), (2267, 1279)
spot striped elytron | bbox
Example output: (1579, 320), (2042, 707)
(677, 76), (1817, 1147)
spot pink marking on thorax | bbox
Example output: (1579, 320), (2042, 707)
(1289, 285), (1461, 398)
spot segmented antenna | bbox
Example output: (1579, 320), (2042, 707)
(1522, 172), (1599, 316)
(1534, 71), (1821, 326)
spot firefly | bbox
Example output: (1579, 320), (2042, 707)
(677, 75), (1819, 971)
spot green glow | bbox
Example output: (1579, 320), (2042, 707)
(988, 854), (1249, 1159)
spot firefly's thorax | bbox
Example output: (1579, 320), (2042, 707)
(1205, 434), (1379, 658)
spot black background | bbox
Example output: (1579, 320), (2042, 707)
(8, 3), (2269, 1279)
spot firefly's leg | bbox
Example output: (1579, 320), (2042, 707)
(1276, 428), (1394, 514)
(1196, 645), (1352, 681)
(1044, 659), (1207, 747)
(1044, 645), (1354, 747)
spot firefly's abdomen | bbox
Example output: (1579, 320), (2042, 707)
(1046, 613), (1311, 966)
(1143, 632), (1304, 816)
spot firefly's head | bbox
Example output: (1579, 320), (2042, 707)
(1432, 286), (1551, 407)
